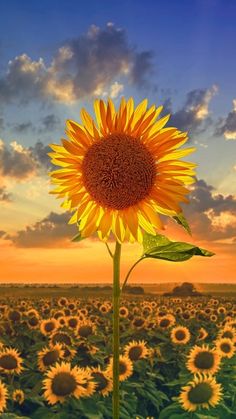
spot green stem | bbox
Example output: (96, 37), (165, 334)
(121, 257), (145, 292)
(113, 241), (121, 419)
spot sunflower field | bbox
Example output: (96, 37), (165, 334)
(0, 294), (235, 419)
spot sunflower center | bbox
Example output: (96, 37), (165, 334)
(44, 322), (56, 332)
(42, 350), (60, 366)
(128, 346), (143, 361)
(220, 343), (231, 353)
(0, 354), (17, 370)
(68, 318), (78, 328)
(52, 333), (72, 346)
(28, 317), (38, 326)
(194, 351), (214, 369)
(8, 310), (21, 322)
(78, 325), (93, 337)
(159, 319), (170, 328)
(188, 383), (213, 404)
(133, 318), (144, 327)
(175, 330), (186, 341)
(82, 133), (156, 210)
(92, 372), (108, 391)
(52, 372), (77, 396)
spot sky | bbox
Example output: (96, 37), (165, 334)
(0, 0), (235, 284)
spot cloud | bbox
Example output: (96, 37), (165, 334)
(5, 211), (77, 247)
(13, 121), (34, 133)
(183, 179), (236, 241)
(166, 85), (218, 135)
(39, 114), (60, 132)
(215, 99), (236, 140)
(0, 23), (154, 105)
(0, 186), (12, 202)
(110, 82), (124, 99)
(0, 117), (4, 130)
(29, 141), (51, 170)
(0, 139), (36, 179)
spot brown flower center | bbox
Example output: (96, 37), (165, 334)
(188, 382), (213, 404)
(42, 350), (60, 366)
(78, 325), (93, 338)
(44, 321), (56, 332)
(128, 346), (143, 361)
(0, 354), (18, 370)
(51, 372), (77, 396)
(194, 351), (214, 370)
(82, 133), (156, 209)
(175, 330), (186, 341)
(92, 372), (108, 391)
(220, 343), (231, 353)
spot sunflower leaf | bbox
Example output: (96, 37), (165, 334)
(172, 213), (192, 235)
(142, 232), (214, 261)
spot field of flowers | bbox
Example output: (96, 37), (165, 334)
(0, 294), (235, 419)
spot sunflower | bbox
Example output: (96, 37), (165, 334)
(27, 316), (40, 330)
(0, 348), (23, 375)
(158, 314), (175, 329)
(187, 345), (221, 375)
(12, 389), (24, 405)
(197, 327), (208, 341)
(43, 362), (89, 404)
(76, 320), (96, 338)
(40, 318), (59, 336)
(171, 326), (191, 345)
(106, 355), (133, 382)
(119, 306), (129, 318)
(58, 297), (68, 307)
(99, 304), (110, 314)
(132, 315), (147, 329)
(49, 98), (196, 243)
(50, 331), (73, 347)
(215, 338), (235, 358)
(90, 366), (113, 397)
(66, 316), (80, 331)
(7, 309), (21, 323)
(62, 346), (77, 361)
(38, 344), (64, 372)
(0, 380), (8, 413)
(179, 374), (222, 412)
(79, 368), (96, 398)
(218, 325), (236, 342)
(124, 340), (149, 361)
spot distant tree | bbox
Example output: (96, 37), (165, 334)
(164, 282), (202, 297)
(124, 286), (145, 295)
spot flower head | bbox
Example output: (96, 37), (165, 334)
(49, 98), (196, 243)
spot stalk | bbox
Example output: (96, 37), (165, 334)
(112, 241), (121, 419)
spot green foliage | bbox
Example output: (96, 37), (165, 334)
(172, 213), (192, 235)
(142, 232), (214, 262)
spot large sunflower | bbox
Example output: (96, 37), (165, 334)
(43, 362), (90, 404)
(0, 348), (23, 375)
(179, 374), (223, 412)
(49, 98), (196, 243)
(187, 344), (221, 375)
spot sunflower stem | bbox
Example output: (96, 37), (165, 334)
(105, 242), (114, 259)
(113, 240), (121, 419)
(121, 257), (144, 292)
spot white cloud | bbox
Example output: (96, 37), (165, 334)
(110, 81), (124, 98)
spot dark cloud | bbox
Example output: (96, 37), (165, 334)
(0, 230), (6, 238)
(29, 141), (51, 170)
(0, 23), (154, 105)
(40, 114), (60, 132)
(0, 117), (4, 130)
(6, 211), (77, 247)
(165, 86), (217, 135)
(182, 179), (236, 241)
(0, 140), (36, 179)
(215, 100), (236, 139)
(13, 121), (34, 133)
(0, 186), (12, 202)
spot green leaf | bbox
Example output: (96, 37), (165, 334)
(143, 232), (170, 253)
(142, 232), (214, 262)
(173, 213), (191, 235)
